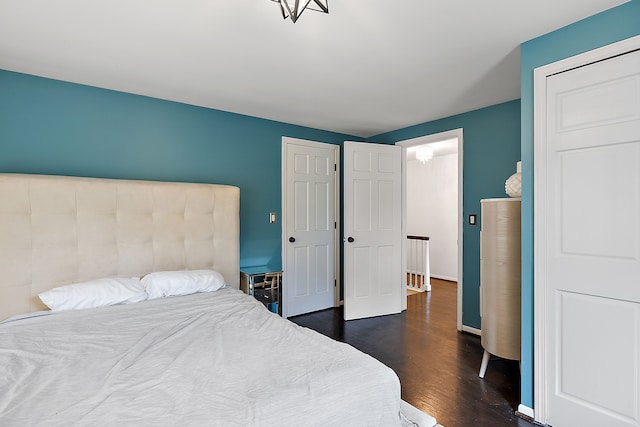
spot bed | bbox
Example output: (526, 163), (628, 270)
(0, 174), (440, 426)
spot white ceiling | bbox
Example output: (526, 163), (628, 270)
(0, 0), (627, 138)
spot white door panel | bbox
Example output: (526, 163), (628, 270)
(555, 293), (638, 419)
(545, 49), (640, 427)
(558, 144), (638, 259)
(344, 141), (402, 321)
(283, 138), (336, 318)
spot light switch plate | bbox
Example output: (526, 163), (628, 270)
(469, 214), (477, 226)
(269, 212), (277, 224)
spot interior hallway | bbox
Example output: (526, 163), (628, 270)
(290, 278), (534, 427)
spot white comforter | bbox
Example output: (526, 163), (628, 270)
(0, 288), (404, 426)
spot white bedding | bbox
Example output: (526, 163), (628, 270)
(0, 288), (408, 426)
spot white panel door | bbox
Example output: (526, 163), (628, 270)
(545, 49), (640, 426)
(283, 139), (336, 318)
(344, 141), (402, 321)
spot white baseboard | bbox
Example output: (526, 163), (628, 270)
(517, 404), (534, 419)
(431, 274), (457, 282)
(461, 325), (481, 336)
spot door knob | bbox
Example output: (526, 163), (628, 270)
(289, 237), (296, 243)
(347, 237), (355, 243)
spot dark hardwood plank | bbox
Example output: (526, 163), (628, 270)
(289, 279), (535, 427)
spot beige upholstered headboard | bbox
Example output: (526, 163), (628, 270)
(0, 174), (240, 320)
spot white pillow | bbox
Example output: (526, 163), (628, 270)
(142, 269), (226, 300)
(38, 277), (147, 312)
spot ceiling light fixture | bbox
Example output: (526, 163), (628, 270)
(271, 0), (328, 23)
(416, 146), (434, 164)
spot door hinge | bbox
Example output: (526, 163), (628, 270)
(334, 163), (337, 171)
(334, 279), (337, 287)
(334, 221), (337, 229)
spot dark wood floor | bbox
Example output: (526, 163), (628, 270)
(289, 279), (535, 427)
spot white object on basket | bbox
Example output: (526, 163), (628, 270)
(505, 161), (522, 198)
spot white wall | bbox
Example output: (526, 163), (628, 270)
(407, 153), (458, 281)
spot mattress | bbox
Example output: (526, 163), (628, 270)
(0, 288), (417, 426)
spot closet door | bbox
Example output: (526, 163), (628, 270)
(283, 137), (337, 318)
(543, 49), (640, 427)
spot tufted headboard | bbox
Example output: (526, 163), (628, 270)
(0, 174), (240, 320)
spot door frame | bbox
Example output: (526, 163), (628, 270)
(281, 136), (341, 317)
(533, 35), (640, 424)
(396, 128), (464, 331)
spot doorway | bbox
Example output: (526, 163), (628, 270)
(397, 129), (464, 331)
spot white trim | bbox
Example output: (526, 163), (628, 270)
(400, 144), (408, 310)
(396, 128), (464, 331)
(461, 325), (481, 336)
(517, 404), (534, 419)
(431, 274), (457, 283)
(281, 136), (341, 318)
(334, 149), (341, 309)
(533, 58), (549, 427)
(533, 34), (640, 424)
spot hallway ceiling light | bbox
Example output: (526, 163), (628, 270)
(416, 146), (434, 164)
(271, 0), (329, 23)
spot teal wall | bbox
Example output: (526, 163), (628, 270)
(519, 0), (640, 410)
(372, 100), (521, 329)
(0, 70), (357, 269)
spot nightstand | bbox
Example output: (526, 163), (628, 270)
(240, 266), (282, 315)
